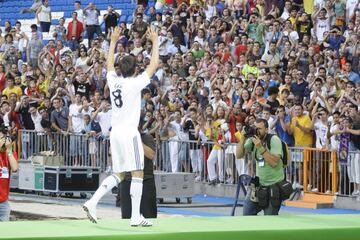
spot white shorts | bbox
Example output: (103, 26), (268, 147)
(110, 128), (144, 173)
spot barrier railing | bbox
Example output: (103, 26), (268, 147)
(337, 150), (360, 197)
(18, 130), (110, 171)
(17, 130), (360, 197)
(154, 139), (305, 186)
(303, 148), (337, 195)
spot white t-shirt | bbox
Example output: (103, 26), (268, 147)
(106, 71), (150, 131)
(75, 57), (90, 72)
(314, 120), (328, 148)
(315, 18), (330, 42)
(346, 0), (358, 20)
(96, 110), (112, 136)
(314, 0), (326, 8)
(169, 120), (183, 141)
(39, 5), (51, 22)
(76, 9), (85, 24)
(283, 30), (299, 42)
(267, 117), (276, 134)
(330, 124), (340, 151)
(31, 112), (43, 132)
(81, 106), (94, 117)
(205, 5), (217, 21)
(69, 104), (84, 133)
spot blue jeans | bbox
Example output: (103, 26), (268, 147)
(68, 40), (79, 51)
(0, 201), (10, 221)
(40, 22), (51, 32)
(243, 189), (281, 216)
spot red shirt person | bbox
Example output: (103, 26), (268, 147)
(67, 11), (84, 41)
(0, 133), (18, 221)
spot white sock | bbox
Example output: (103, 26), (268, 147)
(130, 177), (143, 220)
(89, 174), (120, 205)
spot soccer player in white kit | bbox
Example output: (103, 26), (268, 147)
(83, 26), (159, 226)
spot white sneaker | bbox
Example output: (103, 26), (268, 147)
(83, 201), (97, 223)
(195, 176), (201, 182)
(226, 177), (234, 184)
(311, 188), (319, 193)
(292, 182), (303, 189)
(105, 166), (112, 174)
(352, 190), (359, 196)
(325, 190), (332, 195)
(130, 215), (153, 227)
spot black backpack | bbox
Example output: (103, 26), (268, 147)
(252, 134), (289, 167)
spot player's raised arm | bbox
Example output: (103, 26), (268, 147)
(145, 26), (159, 77)
(107, 27), (121, 72)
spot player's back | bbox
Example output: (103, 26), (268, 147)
(107, 71), (150, 130)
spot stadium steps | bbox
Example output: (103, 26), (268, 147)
(285, 193), (334, 209)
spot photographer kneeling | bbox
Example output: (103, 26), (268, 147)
(236, 118), (291, 216)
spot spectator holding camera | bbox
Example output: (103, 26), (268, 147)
(0, 129), (18, 221)
(236, 118), (285, 215)
(103, 5), (120, 36)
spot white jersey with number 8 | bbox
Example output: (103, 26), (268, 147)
(106, 70), (150, 172)
(107, 71), (150, 130)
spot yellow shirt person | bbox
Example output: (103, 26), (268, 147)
(290, 114), (313, 147)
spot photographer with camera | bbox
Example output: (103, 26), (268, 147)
(236, 118), (291, 215)
(0, 127), (18, 221)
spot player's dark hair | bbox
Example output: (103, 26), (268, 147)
(118, 55), (137, 78)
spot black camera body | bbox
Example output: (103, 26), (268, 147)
(0, 124), (8, 135)
(244, 125), (258, 138)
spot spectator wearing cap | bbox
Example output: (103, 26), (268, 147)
(83, 2), (101, 48)
(67, 12), (85, 51)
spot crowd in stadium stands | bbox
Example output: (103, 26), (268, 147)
(0, 0), (360, 193)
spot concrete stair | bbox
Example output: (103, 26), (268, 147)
(285, 193), (334, 209)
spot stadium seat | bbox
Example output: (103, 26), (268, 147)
(126, 15), (133, 24)
(119, 15), (126, 23)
